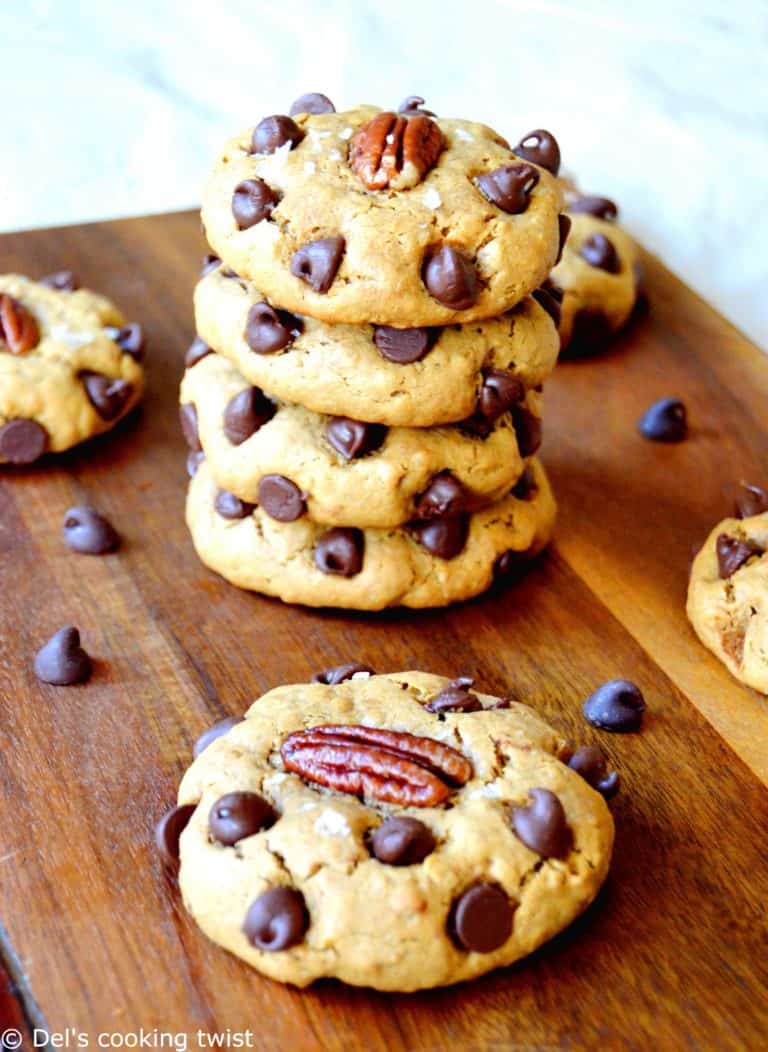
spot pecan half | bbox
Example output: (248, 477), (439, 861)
(0, 294), (39, 354)
(280, 723), (472, 807)
(349, 112), (443, 190)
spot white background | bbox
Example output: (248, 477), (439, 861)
(1, 0), (766, 347)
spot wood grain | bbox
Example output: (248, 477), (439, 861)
(0, 213), (766, 1050)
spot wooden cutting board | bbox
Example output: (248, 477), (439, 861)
(1, 212), (767, 1051)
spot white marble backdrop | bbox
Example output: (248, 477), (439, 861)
(1, 0), (766, 348)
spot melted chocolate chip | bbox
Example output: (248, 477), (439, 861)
(716, 534), (762, 578)
(200, 254), (221, 277)
(185, 337), (212, 368)
(583, 679), (645, 732)
(579, 233), (620, 273)
(569, 195), (619, 221)
(532, 284), (562, 327)
(193, 716), (244, 758)
(290, 237), (345, 293)
(373, 325), (435, 364)
(398, 95), (436, 116)
(0, 419), (49, 464)
(326, 417), (387, 460)
(371, 816), (436, 865)
(556, 214), (572, 265)
(179, 403), (202, 451)
(422, 245), (478, 310)
(311, 663), (374, 685)
(568, 745), (620, 798)
(81, 373), (133, 420)
(34, 626), (92, 686)
(410, 514), (469, 559)
(209, 791), (275, 846)
(215, 490), (255, 520)
(478, 369), (524, 422)
(111, 323), (145, 361)
(475, 164), (539, 214)
(155, 803), (196, 868)
(560, 308), (614, 360)
(449, 883), (514, 953)
(289, 92), (335, 116)
(186, 451), (205, 477)
(513, 129), (561, 175)
(638, 398), (688, 442)
(251, 115), (304, 155)
(63, 506), (120, 555)
(511, 406), (542, 456)
(245, 302), (302, 354)
(223, 388), (276, 445)
(511, 788), (571, 857)
(243, 886), (309, 951)
(315, 527), (364, 576)
(493, 549), (527, 581)
(413, 472), (471, 519)
(512, 465), (538, 501)
(40, 270), (79, 291)
(232, 178), (278, 230)
(257, 474), (306, 522)
(427, 677), (482, 714)
(735, 483), (768, 519)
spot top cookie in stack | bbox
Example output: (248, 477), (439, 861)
(183, 94), (567, 610)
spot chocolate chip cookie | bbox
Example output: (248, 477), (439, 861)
(193, 264), (558, 427)
(0, 274), (145, 463)
(186, 457), (555, 609)
(165, 670), (614, 990)
(200, 104), (565, 325)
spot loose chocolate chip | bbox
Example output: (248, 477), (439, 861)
(475, 164), (539, 214)
(556, 214), (572, 265)
(371, 816), (436, 865)
(372, 325), (435, 364)
(511, 406), (542, 456)
(245, 302), (302, 354)
(413, 472), (471, 519)
(478, 369), (525, 422)
(512, 465), (538, 501)
(200, 254), (221, 277)
(193, 716), (244, 758)
(232, 178), (278, 230)
(290, 237), (345, 293)
(34, 626), (92, 686)
(568, 745), (619, 798)
(179, 403), (202, 452)
(735, 483), (768, 519)
(560, 308), (614, 360)
(315, 527), (364, 576)
(155, 803), (196, 868)
(209, 791), (275, 846)
(638, 397), (688, 442)
(326, 417), (387, 460)
(185, 337), (212, 368)
(532, 284), (562, 327)
(215, 490), (255, 520)
(289, 92), (335, 116)
(81, 372), (133, 420)
(257, 474), (306, 522)
(579, 233), (620, 274)
(311, 663), (375, 685)
(398, 95), (436, 116)
(422, 245), (478, 310)
(223, 388), (276, 445)
(63, 506), (120, 555)
(111, 323), (145, 361)
(187, 451), (205, 477)
(0, 419), (49, 464)
(716, 534), (762, 578)
(427, 677), (482, 714)
(583, 679), (645, 732)
(243, 886), (308, 951)
(511, 788), (571, 858)
(40, 270), (79, 291)
(251, 115), (304, 155)
(514, 129), (561, 174)
(449, 883), (514, 953)
(569, 195), (619, 221)
(410, 514), (469, 559)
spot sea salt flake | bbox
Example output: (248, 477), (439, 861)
(351, 671), (372, 680)
(470, 783), (502, 799)
(329, 149), (342, 161)
(339, 127), (354, 141)
(455, 128), (474, 142)
(314, 809), (351, 837)
(51, 325), (91, 348)
(422, 187), (442, 209)
(303, 161), (316, 176)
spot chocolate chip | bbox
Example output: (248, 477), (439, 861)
(426, 677), (482, 714)
(579, 233), (620, 274)
(410, 514), (469, 559)
(449, 883), (514, 953)
(63, 506), (120, 555)
(326, 417), (387, 460)
(569, 195), (619, 221)
(513, 129), (560, 175)
(583, 679), (645, 732)
(0, 419), (49, 464)
(716, 534), (762, 578)
(187, 451), (205, 477)
(111, 323), (145, 361)
(371, 816), (436, 865)
(232, 178), (278, 230)
(290, 237), (345, 293)
(511, 406), (542, 456)
(556, 214), (572, 265)
(34, 626), (92, 686)
(735, 484), (768, 519)
(315, 528), (364, 576)
(200, 254), (221, 277)
(215, 490), (255, 520)
(257, 475), (306, 522)
(251, 115), (304, 155)
(185, 337), (212, 368)
(478, 369), (524, 422)
(475, 164), (539, 214)
(81, 373), (133, 420)
(422, 245), (478, 310)
(155, 803), (196, 868)
(637, 397), (688, 442)
(312, 663), (375, 685)
(289, 92), (335, 116)
(560, 309), (614, 360)
(223, 388), (276, 445)
(193, 716), (244, 758)
(179, 403), (201, 451)
(568, 745), (619, 798)
(243, 886), (308, 951)
(209, 791), (275, 846)
(511, 465), (537, 500)
(398, 95), (436, 116)
(245, 302), (302, 354)
(40, 270), (79, 291)
(533, 284), (562, 327)
(511, 788), (571, 858)
(373, 325), (434, 364)
(494, 549), (527, 581)
(413, 472), (471, 519)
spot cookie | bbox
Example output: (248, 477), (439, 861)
(181, 351), (540, 528)
(200, 104), (565, 325)
(170, 670), (614, 991)
(687, 513), (768, 693)
(0, 274), (144, 464)
(193, 265), (559, 427)
(185, 457), (555, 609)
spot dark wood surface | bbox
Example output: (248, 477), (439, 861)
(1, 212), (767, 1051)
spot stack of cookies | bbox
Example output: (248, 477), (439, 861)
(181, 94), (569, 610)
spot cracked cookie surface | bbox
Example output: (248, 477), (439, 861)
(175, 670), (614, 991)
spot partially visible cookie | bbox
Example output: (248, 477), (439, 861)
(0, 275), (145, 464)
(687, 512), (768, 693)
(181, 351), (539, 528)
(186, 457), (555, 609)
(193, 265), (558, 427)
(171, 670), (614, 991)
